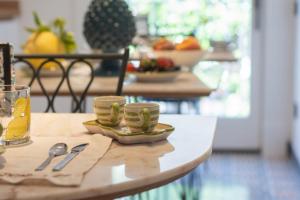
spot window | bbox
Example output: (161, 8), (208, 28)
(127, 0), (251, 118)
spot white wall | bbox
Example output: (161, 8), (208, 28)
(262, 0), (294, 158)
(293, 0), (300, 164)
(0, 18), (21, 52)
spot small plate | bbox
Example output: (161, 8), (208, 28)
(129, 71), (180, 82)
(83, 120), (174, 144)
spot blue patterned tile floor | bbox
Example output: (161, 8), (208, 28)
(121, 153), (300, 200)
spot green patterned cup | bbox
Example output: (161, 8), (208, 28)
(94, 96), (126, 126)
(124, 103), (160, 133)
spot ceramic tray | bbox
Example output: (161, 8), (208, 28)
(83, 120), (174, 144)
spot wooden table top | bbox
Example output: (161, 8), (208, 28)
(16, 72), (213, 98)
(0, 113), (216, 200)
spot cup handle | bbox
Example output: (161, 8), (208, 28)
(111, 103), (120, 125)
(141, 108), (150, 132)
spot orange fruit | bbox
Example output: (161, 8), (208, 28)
(175, 37), (201, 50)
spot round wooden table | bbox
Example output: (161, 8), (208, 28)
(0, 113), (216, 200)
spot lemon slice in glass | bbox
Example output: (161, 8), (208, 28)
(4, 117), (29, 141)
(24, 97), (31, 123)
(13, 97), (28, 117)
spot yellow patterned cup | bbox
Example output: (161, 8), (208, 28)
(124, 103), (160, 133)
(93, 96), (126, 126)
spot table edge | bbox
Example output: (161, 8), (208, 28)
(99, 147), (213, 200)
(36, 146), (213, 200)
(19, 114), (216, 200)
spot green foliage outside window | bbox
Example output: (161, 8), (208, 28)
(127, 0), (250, 49)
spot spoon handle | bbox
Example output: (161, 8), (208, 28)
(35, 154), (54, 171)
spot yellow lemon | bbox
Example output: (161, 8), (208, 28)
(13, 97), (28, 117)
(4, 97), (31, 141)
(5, 117), (29, 141)
(25, 97), (31, 126)
(13, 97), (31, 121)
(23, 31), (65, 70)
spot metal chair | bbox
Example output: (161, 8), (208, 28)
(13, 48), (129, 113)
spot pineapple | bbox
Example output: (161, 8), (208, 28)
(83, 0), (136, 51)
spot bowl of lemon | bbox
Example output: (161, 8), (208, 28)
(22, 12), (77, 76)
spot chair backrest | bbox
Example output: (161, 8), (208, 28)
(13, 48), (129, 113)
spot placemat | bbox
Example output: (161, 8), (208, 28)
(0, 134), (112, 186)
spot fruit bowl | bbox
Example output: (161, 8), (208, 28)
(153, 50), (204, 68)
(127, 57), (180, 82)
(129, 71), (180, 82)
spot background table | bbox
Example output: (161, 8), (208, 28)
(0, 113), (217, 200)
(16, 72), (213, 98)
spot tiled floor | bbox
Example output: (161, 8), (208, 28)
(122, 153), (300, 200)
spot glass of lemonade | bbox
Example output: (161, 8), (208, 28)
(0, 85), (30, 146)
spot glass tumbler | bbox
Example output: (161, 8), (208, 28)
(0, 85), (30, 146)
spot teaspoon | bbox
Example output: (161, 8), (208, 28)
(35, 143), (68, 171)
